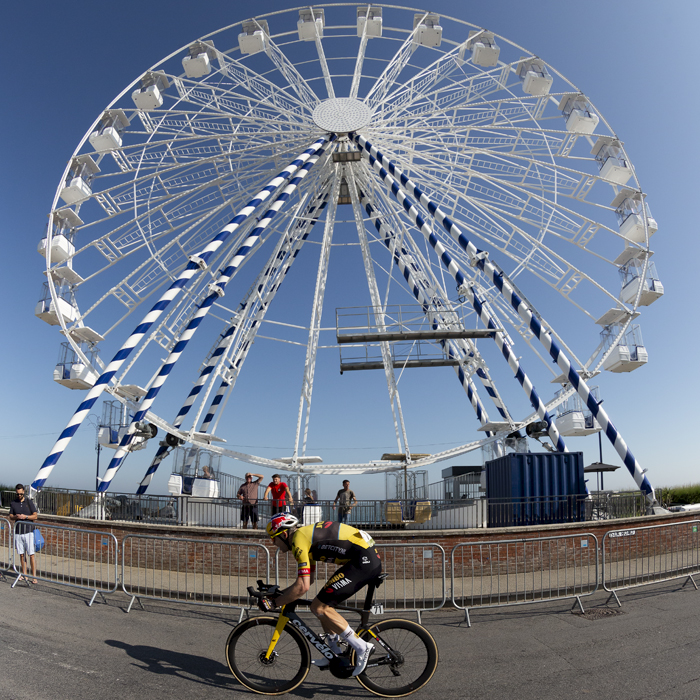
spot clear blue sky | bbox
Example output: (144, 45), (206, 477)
(1, 0), (697, 498)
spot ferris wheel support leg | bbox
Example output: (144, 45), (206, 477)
(136, 191), (330, 495)
(357, 187), (501, 439)
(355, 136), (567, 455)
(98, 138), (334, 492)
(348, 167), (411, 460)
(353, 133), (655, 505)
(32, 137), (329, 493)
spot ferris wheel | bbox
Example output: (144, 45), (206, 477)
(33, 4), (661, 503)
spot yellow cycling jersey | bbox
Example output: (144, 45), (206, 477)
(290, 521), (376, 576)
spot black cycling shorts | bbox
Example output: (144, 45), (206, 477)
(315, 547), (382, 606)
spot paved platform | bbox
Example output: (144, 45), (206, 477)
(1, 574), (698, 699)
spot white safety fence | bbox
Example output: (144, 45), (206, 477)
(0, 517), (12, 578)
(121, 535), (271, 615)
(275, 542), (447, 622)
(602, 520), (700, 605)
(451, 534), (600, 625)
(10, 521), (118, 605)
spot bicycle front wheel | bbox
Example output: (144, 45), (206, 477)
(225, 616), (311, 695)
(356, 619), (439, 697)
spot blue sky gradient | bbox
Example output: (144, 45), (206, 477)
(1, 0), (697, 498)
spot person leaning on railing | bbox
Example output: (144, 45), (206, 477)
(237, 473), (263, 529)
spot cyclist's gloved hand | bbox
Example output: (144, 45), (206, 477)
(257, 596), (276, 612)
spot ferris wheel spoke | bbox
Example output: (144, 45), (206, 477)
(359, 134), (568, 451)
(185, 48), (313, 118)
(357, 181), (515, 437)
(358, 172), (516, 430)
(358, 131), (656, 502)
(258, 31), (320, 109)
(99, 139), (331, 491)
(33, 136), (329, 492)
(291, 166), (342, 469)
(364, 15), (429, 111)
(347, 166), (411, 460)
(137, 185), (332, 492)
(196, 185), (333, 442)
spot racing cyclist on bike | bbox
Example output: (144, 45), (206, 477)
(263, 512), (381, 676)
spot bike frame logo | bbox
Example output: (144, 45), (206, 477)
(290, 619), (334, 658)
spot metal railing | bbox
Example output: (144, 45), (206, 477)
(275, 542), (447, 622)
(602, 520), (700, 605)
(3, 489), (654, 530)
(451, 533), (600, 625)
(11, 521), (119, 605)
(0, 517), (11, 576)
(121, 535), (271, 615)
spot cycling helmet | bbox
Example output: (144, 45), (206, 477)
(266, 512), (300, 539)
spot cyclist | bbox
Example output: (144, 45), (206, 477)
(262, 512), (381, 676)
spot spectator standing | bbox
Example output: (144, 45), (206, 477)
(334, 480), (357, 524)
(9, 484), (38, 584)
(303, 488), (315, 503)
(237, 473), (263, 529)
(264, 474), (294, 512)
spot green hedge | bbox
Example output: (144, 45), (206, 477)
(658, 485), (700, 506)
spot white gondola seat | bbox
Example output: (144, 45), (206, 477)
(611, 190), (658, 243)
(35, 295), (78, 326)
(559, 93), (599, 134)
(38, 234), (74, 264)
(466, 30), (500, 67)
(412, 13), (442, 47)
(89, 109), (129, 152)
(239, 21), (269, 54)
(517, 57), (553, 95)
(591, 137), (632, 185)
(59, 155), (99, 205)
(298, 8), (324, 41)
(357, 6), (382, 37)
(132, 72), (170, 111)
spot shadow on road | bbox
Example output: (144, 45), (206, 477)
(105, 639), (238, 688)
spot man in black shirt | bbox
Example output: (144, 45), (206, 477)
(9, 484), (38, 584)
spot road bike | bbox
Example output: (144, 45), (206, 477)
(225, 576), (438, 696)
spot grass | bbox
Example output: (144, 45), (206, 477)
(657, 484), (700, 506)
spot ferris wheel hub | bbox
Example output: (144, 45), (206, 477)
(312, 97), (372, 134)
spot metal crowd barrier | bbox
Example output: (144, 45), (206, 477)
(0, 517), (12, 578)
(121, 535), (270, 616)
(451, 534), (599, 625)
(275, 542), (447, 622)
(10, 521), (118, 605)
(602, 520), (700, 605)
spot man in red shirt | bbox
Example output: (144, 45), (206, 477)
(264, 474), (294, 512)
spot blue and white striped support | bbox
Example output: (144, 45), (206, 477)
(356, 133), (654, 503)
(198, 191), (333, 437)
(353, 138), (567, 454)
(98, 140), (331, 492)
(32, 136), (329, 493)
(136, 189), (331, 494)
(359, 191), (496, 435)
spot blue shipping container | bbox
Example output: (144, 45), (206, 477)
(486, 452), (586, 527)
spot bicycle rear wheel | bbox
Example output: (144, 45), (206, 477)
(225, 616), (311, 695)
(356, 619), (439, 697)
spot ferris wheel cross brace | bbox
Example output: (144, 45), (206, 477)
(352, 132), (655, 505)
(32, 136), (330, 494)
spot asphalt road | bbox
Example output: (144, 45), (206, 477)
(1, 574), (699, 700)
